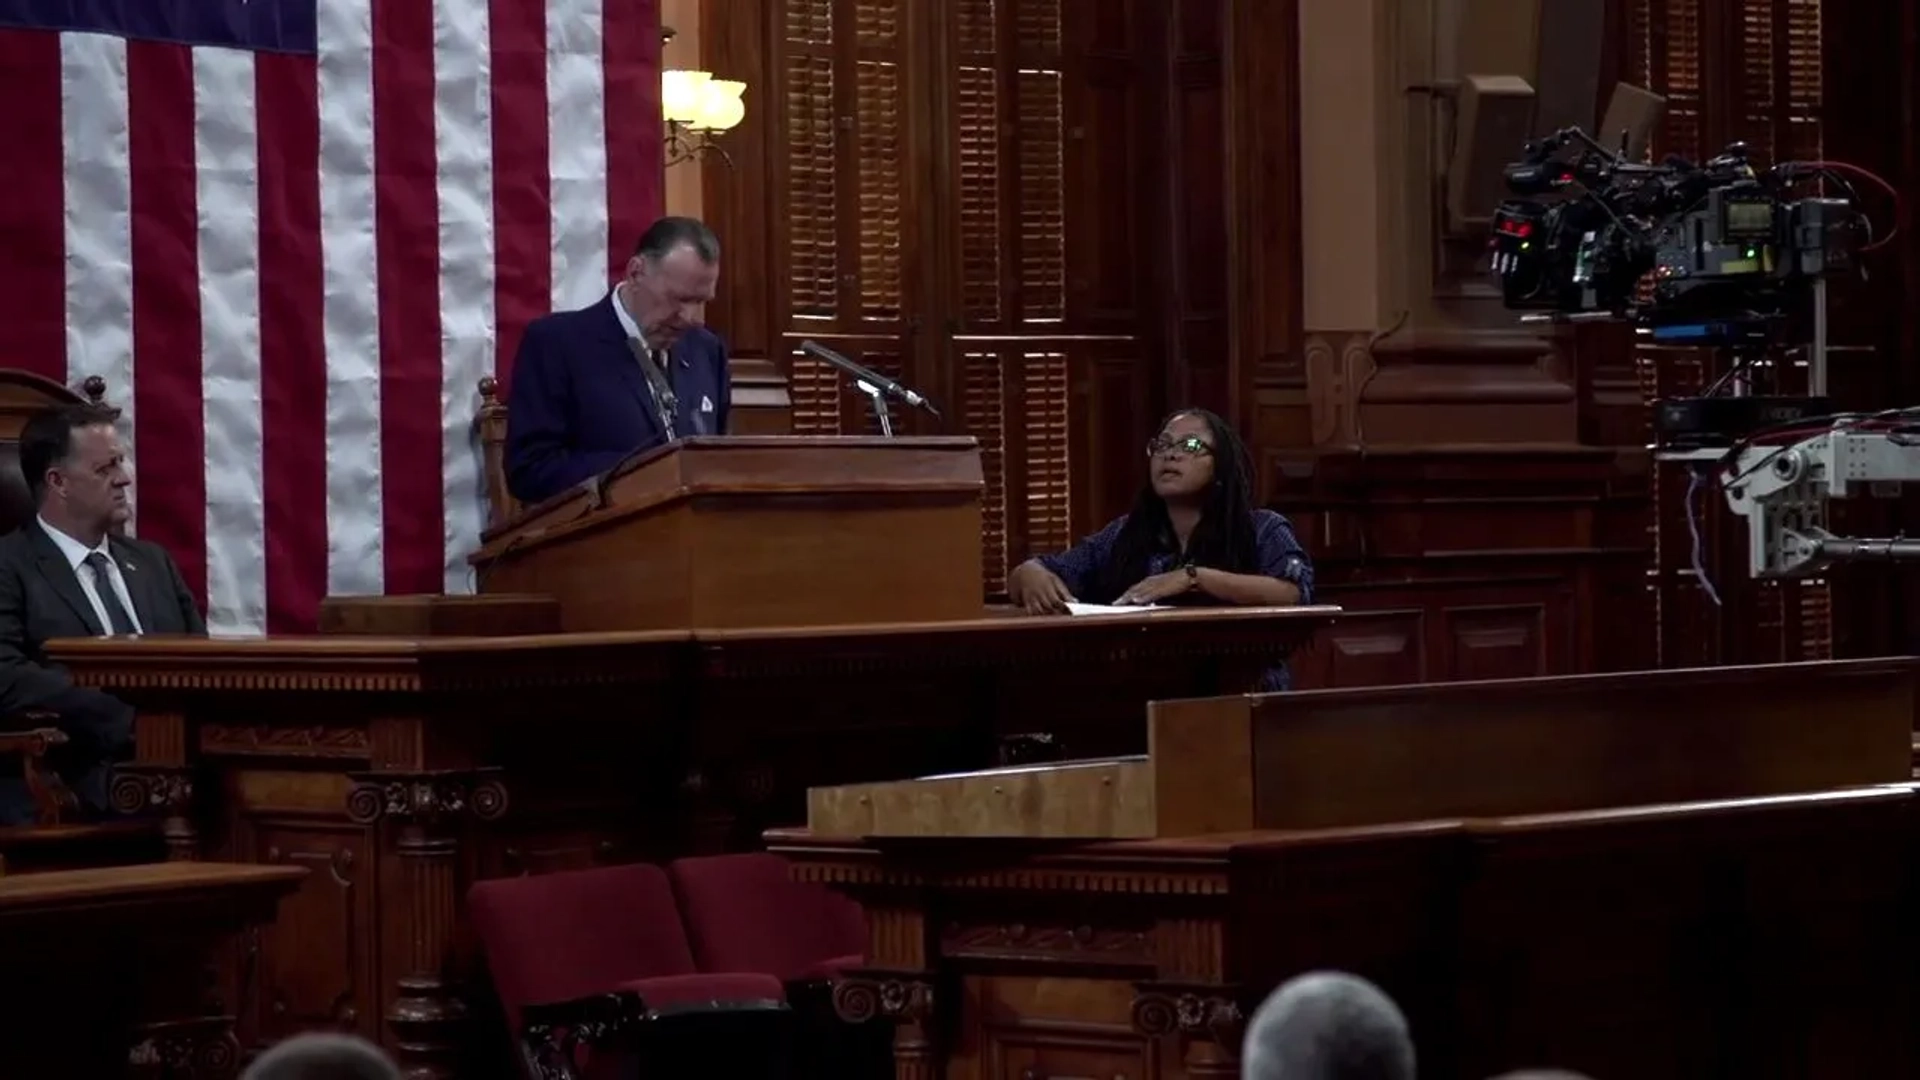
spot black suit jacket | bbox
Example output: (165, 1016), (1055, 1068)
(503, 295), (732, 504)
(0, 525), (205, 712)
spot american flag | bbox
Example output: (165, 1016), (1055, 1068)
(0, 0), (664, 633)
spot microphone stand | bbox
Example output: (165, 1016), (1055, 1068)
(854, 379), (895, 437)
(797, 339), (941, 438)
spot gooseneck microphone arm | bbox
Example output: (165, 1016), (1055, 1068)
(797, 340), (943, 427)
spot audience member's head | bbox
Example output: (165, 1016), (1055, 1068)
(239, 1034), (400, 1080)
(1241, 971), (1416, 1080)
(1487, 1072), (1597, 1080)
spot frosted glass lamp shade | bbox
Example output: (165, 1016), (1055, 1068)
(690, 80), (747, 131)
(661, 70), (712, 124)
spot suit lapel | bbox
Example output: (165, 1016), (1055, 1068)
(28, 528), (104, 636)
(594, 294), (666, 437)
(107, 537), (161, 632)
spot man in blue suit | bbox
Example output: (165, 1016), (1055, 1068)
(504, 216), (731, 504)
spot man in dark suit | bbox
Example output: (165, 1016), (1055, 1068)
(504, 215), (732, 504)
(0, 403), (205, 822)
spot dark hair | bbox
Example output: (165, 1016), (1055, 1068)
(20, 403), (120, 503)
(634, 216), (720, 264)
(1085, 407), (1261, 603)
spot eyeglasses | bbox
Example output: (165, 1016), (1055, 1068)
(1146, 435), (1213, 459)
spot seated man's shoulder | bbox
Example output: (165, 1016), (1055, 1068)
(0, 525), (40, 563)
(112, 532), (180, 567)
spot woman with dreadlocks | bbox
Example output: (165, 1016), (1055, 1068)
(1006, 408), (1315, 689)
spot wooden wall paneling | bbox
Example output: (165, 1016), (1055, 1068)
(1813, 0), (1920, 660)
(940, 0), (1161, 571)
(1272, 439), (1647, 688)
(701, 0), (779, 371)
(774, 0), (927, 437)
(1620, 0), (1836, 667)
(1163, 1), (1229, 418)
(1223, 0), (1305, 443)
(710, 0), (1166, 595)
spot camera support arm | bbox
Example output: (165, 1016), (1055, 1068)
(1716, 428), (1920, 577)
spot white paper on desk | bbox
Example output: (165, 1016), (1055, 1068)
(1064, 602), (1166, 615)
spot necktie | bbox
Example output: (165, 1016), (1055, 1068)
(84, 552), (136, 635)
(627, 338), (678, 440)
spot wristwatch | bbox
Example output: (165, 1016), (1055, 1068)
(1184, 562), (1199, 590)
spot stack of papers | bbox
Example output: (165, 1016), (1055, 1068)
(1064, 602), (1166, 616)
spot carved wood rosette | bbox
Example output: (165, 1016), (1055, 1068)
(343, 769), (510, 826)
(344, 769), (509, 1080)
(940, 920), (1152, 967)
(833, 970), (941, 1080)
(110, 765), (200, 860)
(127, 1016), (242, 1079)
(1131, 981), (1245, 1076)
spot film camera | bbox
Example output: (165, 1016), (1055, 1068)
(1488, 127), (1920, 585)
(1488, 126), (1864, 333)
(1488, 126), (1875, 451)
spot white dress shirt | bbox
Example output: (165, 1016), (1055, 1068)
(38, 517), (144, 635)
(611, 285), (644, 343)
(610, 286), (680, 433)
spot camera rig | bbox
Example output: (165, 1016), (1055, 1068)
(1488, 126), (1904, 582)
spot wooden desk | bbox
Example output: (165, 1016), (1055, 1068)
(771, 786), (1919, 1080)
(779, 658), (1920, 1079)
(0, 861), (306, 1077)
(42, 605), (1329, 1077)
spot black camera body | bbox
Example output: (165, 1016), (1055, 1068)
(1488, 128), (1862, 330)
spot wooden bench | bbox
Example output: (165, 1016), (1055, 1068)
(0, 861), (306, 1076)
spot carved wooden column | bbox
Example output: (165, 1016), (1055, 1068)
(126, 914), (249, 1080)
(1131, 983), (1245, 1078)
(832, 971), (940, 1080)
(832, 901), (942, 1080)
(115, 710), (201, 860)
(346, 768), (508, 1080)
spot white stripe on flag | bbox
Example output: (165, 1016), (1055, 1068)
(434, 0), (494, 592)
(547, 0), (609, 309)
(318, 0), (384, 597)
(59, 32), (135, 521)
(195, 46), (266, 634)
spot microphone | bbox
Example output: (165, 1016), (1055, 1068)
(799, 340), (941, 419)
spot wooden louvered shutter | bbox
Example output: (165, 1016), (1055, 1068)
(758, 0), (1151, 598)
(1629, 0), (1716, 667)
(778, 0), (918, 435)
(1732, 0), (1830, 661)
(950, 0), (1077, 594)
(1628, 0), (1831, 665)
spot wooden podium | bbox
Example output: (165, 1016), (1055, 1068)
(468, 436), (986, 631)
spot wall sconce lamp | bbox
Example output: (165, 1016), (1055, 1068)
(660, 26), (745, 167)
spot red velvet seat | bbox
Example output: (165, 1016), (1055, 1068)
(668, 853), (888, 1079)
(666, 852), (867, 982)
(468, 863), (790, 1078)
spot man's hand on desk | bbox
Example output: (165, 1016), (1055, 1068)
(1008, 560), (1076, 615)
